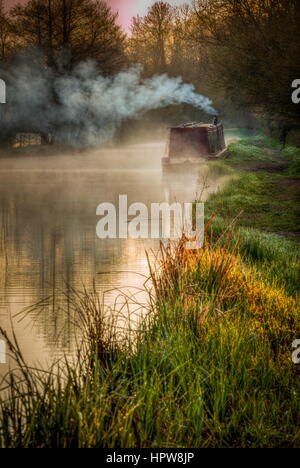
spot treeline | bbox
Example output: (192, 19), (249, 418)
(1, 0), (300, 144)
(0, 0), (125, 72)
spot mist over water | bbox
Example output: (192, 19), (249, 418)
(1, 55), (217, 147)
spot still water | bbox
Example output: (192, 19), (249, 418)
(0, 142), (231, 372)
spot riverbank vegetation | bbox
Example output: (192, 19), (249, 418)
(1, 136), (299, 448)
(207, 136), (300, 240)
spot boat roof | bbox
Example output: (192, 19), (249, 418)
(175, 122), (214, 128)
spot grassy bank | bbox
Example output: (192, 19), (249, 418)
(0, 135), (300, 448)
(208, 135), (300, 238)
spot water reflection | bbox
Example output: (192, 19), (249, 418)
(0, 142), (231, 372)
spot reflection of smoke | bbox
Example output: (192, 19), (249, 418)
(1, 56), (217, 147)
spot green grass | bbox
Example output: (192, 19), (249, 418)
(238, 135), (282, 151)
(280, 146), (300, 176)
(206, 134), (300, 240)
(0, 132), (300, 448)
(227, 142), (272, 163)
(206, 172), (300, 235)
(204, 217), (299, 296)
(204, 137), (300, 294)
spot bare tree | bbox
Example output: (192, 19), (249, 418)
(129, 1), (173, 75)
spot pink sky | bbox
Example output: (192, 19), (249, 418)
(4, 0), (191, 32)
(107, 0), (191, 31)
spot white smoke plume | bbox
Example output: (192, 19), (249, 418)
(1, 57), (217, 147)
